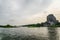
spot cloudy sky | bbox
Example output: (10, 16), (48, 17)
(0, 0), (60, 25)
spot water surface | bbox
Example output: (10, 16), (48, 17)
(0, 27), (59, 40)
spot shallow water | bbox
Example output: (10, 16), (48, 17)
(0, 27), (59, 40)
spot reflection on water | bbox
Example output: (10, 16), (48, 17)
(48, 27), (57, 40)
(0, 27), (59, 40)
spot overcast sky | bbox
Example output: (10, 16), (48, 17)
(0, 0), (60, 25)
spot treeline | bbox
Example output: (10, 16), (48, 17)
(22, 22), (60, 27)
(22, 23), (43, 27)
(0, 23), (60, 28)
(22, 23), (45, 27)
(0, 24), (16, 28)
(50, 22), (60, 27)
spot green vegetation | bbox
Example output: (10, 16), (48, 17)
(0, 22), (60, 28)
(50, 23), (60, 28)
(23, 22), (60, 27)
(0, 24), (16, 28)
(22, 23), (43, 27)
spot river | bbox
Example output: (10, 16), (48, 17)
(0, 27), (60, 40)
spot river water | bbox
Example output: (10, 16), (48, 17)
(0, 27), (60, 40)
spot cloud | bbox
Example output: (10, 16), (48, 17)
(0, 0), (53, 25)
(23, 0), (60, 25)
